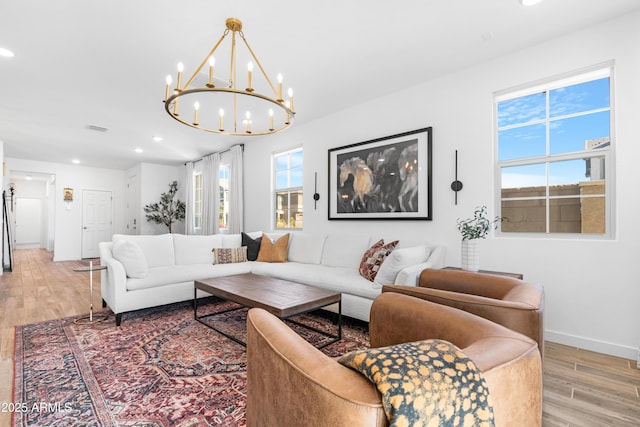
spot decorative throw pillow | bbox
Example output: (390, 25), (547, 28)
(339, 339), (495, 427)
(256, 233), (290, 263)
(241, 232), (262, 261)
(112, 239), (148, 279)
(212, 247), (248, 264)
(358, 239), (398, 282)
(372, 244), (430, 288)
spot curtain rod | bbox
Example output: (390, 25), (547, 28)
(184, 143), (244, 165)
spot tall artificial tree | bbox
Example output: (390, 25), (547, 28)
(144, 181), (186, 233)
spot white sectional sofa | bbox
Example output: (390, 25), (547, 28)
(99, 232), (445, 326)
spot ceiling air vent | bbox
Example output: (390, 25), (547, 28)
(86, 124), (109, 132)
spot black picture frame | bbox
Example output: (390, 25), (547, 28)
(328, 127), (432, 220)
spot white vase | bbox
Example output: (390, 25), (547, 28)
(461, 239), (480, 272)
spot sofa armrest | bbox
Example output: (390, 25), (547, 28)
(394, 245), (446, 286)
(99, 241), (127, 313)
(246, 308), (386, 427)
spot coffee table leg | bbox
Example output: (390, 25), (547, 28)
(194, 286), (198, 319)
(337, 300), (342, 340)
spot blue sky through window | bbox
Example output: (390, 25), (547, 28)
(498, 77), (610, 189)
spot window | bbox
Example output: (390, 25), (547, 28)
(191, 163), (230, 233)
(495, 64), (613, 237)
(193, 172), (203, 229)
(219, 164), (230, 232)
(274, 148), (303, 229)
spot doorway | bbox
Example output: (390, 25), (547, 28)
(7, 172), (55, 252)
(15, 198), (42, 249)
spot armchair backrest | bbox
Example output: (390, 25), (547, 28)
(370, 292), (542, 426)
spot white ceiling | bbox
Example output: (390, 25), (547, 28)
(1, 0), (639, 171)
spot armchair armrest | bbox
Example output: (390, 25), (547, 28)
(246, 308), (386, 427)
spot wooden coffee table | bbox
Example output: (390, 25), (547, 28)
(194, 273), (342, 348)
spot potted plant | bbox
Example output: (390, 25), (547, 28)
(456, 206), (501, 271)
(144, 181), (186, 233)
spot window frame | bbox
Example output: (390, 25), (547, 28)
(273, 147), (303, 230)
(494, 62), (615, 239)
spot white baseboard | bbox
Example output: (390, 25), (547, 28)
(546, 329), (638, 362)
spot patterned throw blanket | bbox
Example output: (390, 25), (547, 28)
(339, 339), (495, 427)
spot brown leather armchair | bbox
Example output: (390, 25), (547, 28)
(246, 292), (542, 427)
(383, 268), (545, 356)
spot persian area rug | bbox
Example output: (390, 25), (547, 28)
(13, 297), (370, 426)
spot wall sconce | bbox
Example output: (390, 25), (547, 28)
(450, 150), (463, 205)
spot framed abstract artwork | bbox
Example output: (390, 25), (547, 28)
(328, 127), (432, 220)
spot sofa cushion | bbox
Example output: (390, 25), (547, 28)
(256, 233), (290, 263)
(113, 233), (175, 268)
(173, 234), (224, 265)
(112, 239), (148, 278)
(338, 339), (495, 426)
(358, 239), (398, 282)
(213, 247), (248, 264)
(125, 263), (253, 291)
(321, 234), (371, 269)
(242, 232), (262, 261)
(373, 244), (430, 288)
(288, 233), (326, 264)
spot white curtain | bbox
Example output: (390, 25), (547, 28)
(202, 153), (220, 235)
(228, 145), (244, 234)
(184, 162), (195, 234)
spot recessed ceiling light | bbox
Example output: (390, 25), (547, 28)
(0, 47), (15, 57)
(135, 148), (143, 153)
(520, 0), (542, 6)
(152, 136), (163, 142)
(72, 159), (80, 164)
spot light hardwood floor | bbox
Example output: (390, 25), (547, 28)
(1, 249), (639, 426)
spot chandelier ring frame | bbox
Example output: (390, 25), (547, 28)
(164, 87), (295, 136)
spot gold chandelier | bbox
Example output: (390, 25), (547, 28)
(163, 18), (295, 136)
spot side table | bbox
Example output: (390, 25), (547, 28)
(73, 262), (109, 324)
(443, 266), (523, 280)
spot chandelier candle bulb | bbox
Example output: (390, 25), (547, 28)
(288, 88), (294, 112)
(246, 111), (251, 133)
(207, 56), (215, 88)
(165, 75), (172, 101)
(277, 73), (283, 102)
(193, 102), (200, 125)
(269, 108), (274, 131)
(246, 62), (254, 92)
(176, 62), (184, 91)
(219, 108), (224, 131)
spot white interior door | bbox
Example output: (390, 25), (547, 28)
(82, 190), (113, 258)
(15, 197), (42, 248)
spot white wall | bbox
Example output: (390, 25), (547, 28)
(244, 11), (640, 359)
(5, 158), (127, 261)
